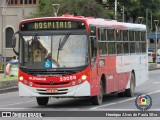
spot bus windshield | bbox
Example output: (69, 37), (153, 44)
(20, 34), (88, 69)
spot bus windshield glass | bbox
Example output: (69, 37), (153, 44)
(20, 34), (88, 69)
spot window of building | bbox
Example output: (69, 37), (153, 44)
(8, 0), (38, 5)
(33, 0), (36, 4)
(6, 27), (14, 48)
(150, 39), (154, 43)
(29, 0), (32, 4)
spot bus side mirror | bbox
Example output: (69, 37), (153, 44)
(12, 36), (16, 48)
(12, 31), (19, 56)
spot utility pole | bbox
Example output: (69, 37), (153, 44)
(122, 6), (124, 22)
(2, 0), (9, 78)
(115, 0), (117, 20)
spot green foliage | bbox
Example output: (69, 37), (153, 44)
(31, 0), (114, 19)
(31, 0), (160, 28)
(0, 76), (18, 81)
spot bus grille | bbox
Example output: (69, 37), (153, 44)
(34, 82), (70, 86)
(36, 88), (68, 95)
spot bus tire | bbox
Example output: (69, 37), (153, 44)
(92, 80), (103, 105)
(36, 97), (49, 106)
(125, 73), (135, 97)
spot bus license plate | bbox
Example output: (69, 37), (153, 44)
(46, 89), (58, 93)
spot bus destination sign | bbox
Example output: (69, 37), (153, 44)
(20, 20), (85, 31)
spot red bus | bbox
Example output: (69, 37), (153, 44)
(12, 14), (148, 105)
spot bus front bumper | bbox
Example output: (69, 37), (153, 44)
(18, 81), (90, 97)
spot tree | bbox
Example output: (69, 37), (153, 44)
(31, 0), (114, 19)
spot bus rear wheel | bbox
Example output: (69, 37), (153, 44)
(36, 97), (49, 106)
(125, 73), (135, 97)
(92, 81), (103, 105)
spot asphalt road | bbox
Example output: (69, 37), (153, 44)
(0, 70), (160, 120)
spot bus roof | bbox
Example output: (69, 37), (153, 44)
(21, 14), (146, 31)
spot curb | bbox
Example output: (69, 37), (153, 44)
(0, 79), (18, 94)
(0, 86), (18, 94)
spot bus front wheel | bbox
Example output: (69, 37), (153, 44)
(92, 81), (103, 105)
(36, 97), (49, 106)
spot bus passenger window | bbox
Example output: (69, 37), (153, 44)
(107, 29), (115, 41)
(129, 31), (134, 41)
(135, 42), (141, 53)
(141, 43), (146, 53)
(130, 42), (135, 53)
(117, 42), (123, 54)
(135, 31), (140, 41)
(123, 30), (128, 41)
(98, 28), (106, 41)
(99, 42), (107, 55)
(108, 42), (116, 54)
(116, 29), (122, 41)
(124, 42), (129, 54)
(141, 31), (146, 41)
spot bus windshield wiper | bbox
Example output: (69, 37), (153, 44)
(59, 32), (70, 50)
(57, 32), (70, 61)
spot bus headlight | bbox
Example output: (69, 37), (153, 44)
(81, 75), (87, 80)
(19, 76), (24, 81)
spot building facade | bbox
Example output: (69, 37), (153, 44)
(0, 0), (39, 61)
(147, 32), (160, 51)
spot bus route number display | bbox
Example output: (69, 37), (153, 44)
(20, 20), (85, 31)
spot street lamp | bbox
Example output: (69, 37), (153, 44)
(52, 4), (60, 17)
(138, 17), (144, 24)
(122, 6), (124, 22)
(146, 9), (152, 32)
(115, 1), (124, 22)
(154, 20), (159, 65)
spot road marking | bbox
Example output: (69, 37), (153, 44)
(90, 89), (160, 110)
(0, 100), (35, 107)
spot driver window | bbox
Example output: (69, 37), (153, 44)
(90, 37), (97, 68)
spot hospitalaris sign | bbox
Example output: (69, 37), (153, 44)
(20, 20), (86, 31)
